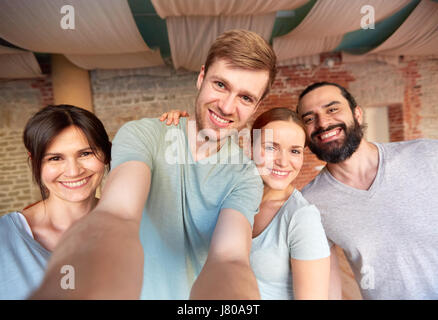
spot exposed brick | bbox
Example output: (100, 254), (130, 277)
(0, 57), (437, 215)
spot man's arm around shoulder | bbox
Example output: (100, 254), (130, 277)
(31, 161), (151, 299)
(190, 209), (260, 300)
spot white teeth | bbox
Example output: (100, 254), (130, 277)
(321, 130), (338, 139)
(211, 112), (231, 124)
(61, 178), (87, 187)
(271, 170), (289, 176)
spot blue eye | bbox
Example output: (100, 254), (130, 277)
(215, 81), (225, 89)
(242, 95), (253, 103)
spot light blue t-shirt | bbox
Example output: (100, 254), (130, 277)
(250, 189), (330, 300)
(111, 117), (264, 299)
(0, 211), (50, 299)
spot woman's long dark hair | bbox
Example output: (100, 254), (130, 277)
(23, 104), (111, 200)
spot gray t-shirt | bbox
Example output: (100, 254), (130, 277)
(250, 189), (330, 300)
(0, 211), (50, 299)
(111, 117), (264, 299)
(302, 139), (438, 299)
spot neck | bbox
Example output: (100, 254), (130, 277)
(39, 195), (98, 233)
(186, 116), (227, 161)
(262, 183), (295, 203)
(326, 139), (379, 190)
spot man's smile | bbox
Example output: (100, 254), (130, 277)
(208, 109), (234, 128)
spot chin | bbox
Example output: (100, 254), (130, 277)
(59, 190), (95, 203)
(263, 179), (291, 191)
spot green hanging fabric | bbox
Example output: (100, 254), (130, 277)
(335, 0), (420, 55)
(269, 0), (317, 44)
(127, 0), (171, 58)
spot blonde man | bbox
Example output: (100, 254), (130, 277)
(32, 30), (277, 299)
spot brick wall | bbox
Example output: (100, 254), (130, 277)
(91, 66), (198, 139)
(1, 58), (437, 214)
(0, 77), (53, 214)
(255, 57), (438, 299)
(0, 57), (437, 300)
(257, 56), (438, 189)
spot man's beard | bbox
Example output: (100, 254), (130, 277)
(308, 118), (364, 164)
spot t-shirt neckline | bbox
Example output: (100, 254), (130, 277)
(9, 211), (51, 255)
(322, 142), (384, 197)
(252, 189), (298, 241)
(182, 117), (234, 165)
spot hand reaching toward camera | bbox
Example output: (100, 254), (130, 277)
(159, 110), (189, 126)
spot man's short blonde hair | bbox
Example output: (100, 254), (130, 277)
(204, 29), (277, 101)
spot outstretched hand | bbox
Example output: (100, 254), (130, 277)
(159, 110), (189, 126)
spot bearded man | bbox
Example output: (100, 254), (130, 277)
(297, 82), (438, 300)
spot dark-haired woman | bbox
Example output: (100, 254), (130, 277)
(0, 105), (111, 299)
(161, 108), (330, 299)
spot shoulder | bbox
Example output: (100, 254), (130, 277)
(283, 191), (329, 258)
(0, 212), (24, 244)
(378, 139), (438, 169)
(229, 162), (264, 195)
(300, 168), (329, 198)
(379, 139), (438, 156)
(283, 190), (321, 221)
(0, 212), (18, 229)
(115, 118), (167, 139)
(221, 140), (263, 185)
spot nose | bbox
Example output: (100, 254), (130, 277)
(64, 158), (83, 177)
(316, 113), (332, 130)
(275, 149), (289, 168)
(218, 94), (237, 116)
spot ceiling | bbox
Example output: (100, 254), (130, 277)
(0, 0), (437, 79)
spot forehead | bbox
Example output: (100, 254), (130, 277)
(46, 126), (89, 151)
(298, 85), (348, 114)
(206, 58), (269, 99)
(261, 120), (305, 145)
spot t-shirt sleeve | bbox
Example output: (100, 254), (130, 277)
(221, 166), (263, 227)
(111, 118), (162, 171)
(287, 205), (331, 260)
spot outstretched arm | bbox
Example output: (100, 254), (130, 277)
(291, 256), (330, 299)
(190, 209), (260, 299)
(328, 245), (343, 299)
(30, 161), (151, 299)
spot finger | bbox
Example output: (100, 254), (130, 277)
(167, 113), (175, 125)
(160, 112), (168, 121)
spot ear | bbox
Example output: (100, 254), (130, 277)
(196, 65), (206, 90)
(354, 106), (363, 124)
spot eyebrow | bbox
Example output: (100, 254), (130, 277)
(263, 142), (304, 149)
(301, 100), (341, 119)
(211, 76), (259, 102)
